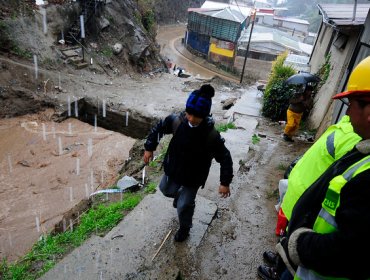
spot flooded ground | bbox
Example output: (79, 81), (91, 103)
(0, 109), (136, 261)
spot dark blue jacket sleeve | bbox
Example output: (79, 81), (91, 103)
(144, 114), (177, 152)
(213, 133), (233, 186)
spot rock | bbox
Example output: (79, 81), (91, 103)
(89, 42), (98, 50)
(222, 98), (237, 110)
(113, 43), (123, 55)
(116, 175), (139, 191)
(98, 16), (110, 31)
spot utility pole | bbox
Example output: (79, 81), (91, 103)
(240, 9), (256, 84)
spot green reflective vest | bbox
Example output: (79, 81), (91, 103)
(281, 115), (361, 220)
(294, 153), (370, 280)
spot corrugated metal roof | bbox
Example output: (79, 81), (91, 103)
(274, 16), (309, 25)
(285, 54), (311, 72)
(239, 25), (312, 55)
(318, 3), (370, 26)
(199, 7), (246, 23)
(201, 0), (252, 18)
(285, 53), (310, 65)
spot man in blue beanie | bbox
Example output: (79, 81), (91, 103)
(143, 84), (233, 242)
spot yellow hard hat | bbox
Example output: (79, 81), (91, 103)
(333, 56), (370, 100)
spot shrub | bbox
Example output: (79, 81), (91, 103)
(262, 52), (296, 120)
(262, 81), (295, 121)
(142, 9), (155, 33)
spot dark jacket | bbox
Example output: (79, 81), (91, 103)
(288, 147), (370, 279)
(144, 112), (233, 188)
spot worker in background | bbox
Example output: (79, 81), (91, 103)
(259, 114), (361, 280)
(283, 85), (313, 142)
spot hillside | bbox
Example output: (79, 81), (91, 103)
(0, 0), (206, 76)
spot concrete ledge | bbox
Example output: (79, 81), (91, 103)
(41, 191), (217, 279)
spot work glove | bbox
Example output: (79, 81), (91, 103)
(275, 227), (313, 276)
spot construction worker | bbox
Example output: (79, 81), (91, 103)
(258, 115), (362, 280)
(274, 56), (370, 279)
(281, 114), (361, 222)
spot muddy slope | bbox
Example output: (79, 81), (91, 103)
(176, 119), (310, 279)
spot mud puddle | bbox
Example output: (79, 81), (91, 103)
(0, 109), (136, 261)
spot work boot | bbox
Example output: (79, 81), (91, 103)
(263, 251), (278, 266)
(283, 134), (294, 142)
(174, 227), (190, 242)
(257, 265), (280, 280)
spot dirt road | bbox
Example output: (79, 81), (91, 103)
(157, 25), (214, 79)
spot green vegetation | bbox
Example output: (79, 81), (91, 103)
(252, 134), (260, 145)
(215, 122), (236, 132)
(262, 52), (296, 121)
(316, 53), (331, 87)
(277, 162), (288, 171)
(0, 20), (32, 59)
(107, 15), (115, 24)
(0, 193), (141, 280)
(100, 46), (113, 57)
(12, 45), (33, 59)
(142, 10), (155, 33)
(149, 145), (168, 168)
(144, 182), (157, 194)
(136, 0), (157, 36)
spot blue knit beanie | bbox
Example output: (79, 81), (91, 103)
(185, 84), (215, 118)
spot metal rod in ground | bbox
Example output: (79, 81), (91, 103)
(151, 229), (173, 261)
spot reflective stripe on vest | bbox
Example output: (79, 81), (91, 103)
(326, 132), (335, 158)
(343, 157), (370, 181)
(314, 156), (370, 232)
(295, 266), (349, 280)
(318, 208), (337, 228)
(296, 266), (321, 280)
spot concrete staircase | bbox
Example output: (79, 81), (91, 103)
(61, 47), (88, 69)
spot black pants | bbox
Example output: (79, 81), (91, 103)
(159, 175), (199, 229)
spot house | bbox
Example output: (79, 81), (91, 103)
(201, 0), (252, 18)
(284, 53), (310, 72)
(238, 24), (313, 61)
(185, 6), (248, 69)
(307, 3), (370, 136)
(255, 9), (309, 40)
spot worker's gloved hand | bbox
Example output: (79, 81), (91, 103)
(276, 236), (297, 275)
(276, 227), (313, 275)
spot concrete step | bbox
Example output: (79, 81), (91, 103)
(75, 61), (89, 69)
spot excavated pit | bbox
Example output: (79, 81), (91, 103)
(0, 95), (156, 262)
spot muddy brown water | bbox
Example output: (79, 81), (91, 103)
(0, 109), (136, 261)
